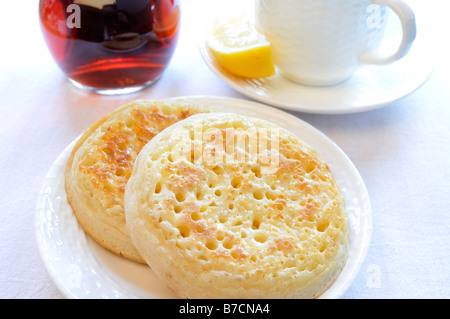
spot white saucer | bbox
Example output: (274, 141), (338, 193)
(199, 16), (434, 114)
(35, 96), (372, 299)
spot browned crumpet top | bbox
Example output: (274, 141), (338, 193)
(79, 107), (198, 195)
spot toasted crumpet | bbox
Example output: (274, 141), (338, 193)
(125, 112), (349, 297)
(65, 100), (211, 263)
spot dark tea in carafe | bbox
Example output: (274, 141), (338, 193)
(39, 0), (180, 94)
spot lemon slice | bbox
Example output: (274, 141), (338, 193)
(206, 11), (275, 78)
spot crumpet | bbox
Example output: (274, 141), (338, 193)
(125, 112), (349, 298)
(65, 100), (210, 263)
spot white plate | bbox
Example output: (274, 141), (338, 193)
(199, 12), (434, 114)
(35, 96), (372, 299)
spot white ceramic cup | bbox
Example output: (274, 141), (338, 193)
(255, 0), (416, 86)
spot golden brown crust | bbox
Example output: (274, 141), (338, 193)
(125, 112), (349, 297)
(65, 100), (211, 263)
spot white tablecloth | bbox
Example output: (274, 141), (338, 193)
(1, 0), (449, 299)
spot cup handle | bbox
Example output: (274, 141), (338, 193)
(359, 0), (416, 65)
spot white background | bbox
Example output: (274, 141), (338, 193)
(0, 0), (449, 298)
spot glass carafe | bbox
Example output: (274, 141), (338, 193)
(39, 0), (180, 94)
